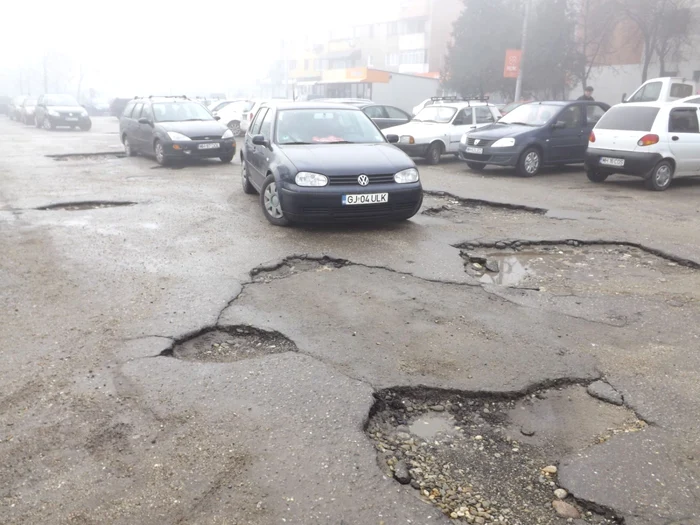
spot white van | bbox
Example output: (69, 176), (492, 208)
(585, 102), (700, 191)
(624, 77), (695, 104)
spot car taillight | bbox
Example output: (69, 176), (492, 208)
(248, 112), (254, 121)
(637, 134), (659, 146)
(589, 131), (596, 143)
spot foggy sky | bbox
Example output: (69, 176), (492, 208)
(1, 0), (403, 96)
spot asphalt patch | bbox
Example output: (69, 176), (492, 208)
(164, 325), (297, 363)
(36, 201), (137, 211)
(367, 385), (642, 524)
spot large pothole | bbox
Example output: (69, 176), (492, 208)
(458, 240), (700, 296)
(36, 201), (137, 211)
(46, 152), (125, 161)
(251, 256), (348, 283)
(165, 325), (297, 363)
(422, 192), (546, 224)
(367, 385), (642, 524)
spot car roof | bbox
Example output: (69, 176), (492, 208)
(671, 95), (700, 106)
(262, 101), (363, 111)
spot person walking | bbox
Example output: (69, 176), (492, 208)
(578, 86), (595, 101)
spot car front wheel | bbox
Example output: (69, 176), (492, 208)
(586, 169), (608, 183)
(227, 120), (242, 136)
(517, 148), (541, 177)
(425, 142), (443, 165)
(124, 137), (136, 157)
(43, 117), (54, 131)
(154, 140), (169, 166)
(260, 174), (290, 226)
(241, 161), (256, 194)
(467, 162), (486, 172)
(79, 121), (91, 131)
(645, 160), (674, 191)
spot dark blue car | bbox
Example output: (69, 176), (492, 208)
(459, 100), (610, 177)
(240, 102), (423, 226)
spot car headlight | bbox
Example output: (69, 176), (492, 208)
(492, 137), (516, 148)
(400, 135), (415, 144)
(460, 134), (468, 145)
(222, 129), (234, 139)
(48, 109), (59, 117)
(394, 167), (420, 184)
(295, 172), (328, 187)
(167, 131), (191, 141)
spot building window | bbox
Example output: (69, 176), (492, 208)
(399, 49), (427, 65)
(288, 60), (297, 70)
(314, 59), (322, 71)
(400, 17), (426, 35)
(387, 21), (399, 36)
(386, 52), (399, 67)
(304, 59), (310, 71)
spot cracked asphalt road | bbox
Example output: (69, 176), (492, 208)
(1, 117), (700, 525)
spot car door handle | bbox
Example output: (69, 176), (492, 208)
(672, 136), (679, 141)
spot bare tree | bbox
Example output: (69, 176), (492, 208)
(572, 0), (622, 90)
(616, 0), (694, 82)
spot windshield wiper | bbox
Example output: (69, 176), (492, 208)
(281, 141), (313, 145)
(509, 122), (533, 126)
(326, 141), (355, 144)
(183, 118), (207, 121)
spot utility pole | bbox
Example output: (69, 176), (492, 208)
(43, 55), (49, 93)
(514, 0), (532, 102)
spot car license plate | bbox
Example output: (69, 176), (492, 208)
(342, 193), (389, 205)
(600, 157), (624, 167)
(465, 146), (483, 154)
(198, 143), (220, 150)
(65, 117), (78, 122)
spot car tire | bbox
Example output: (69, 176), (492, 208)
(260, 174), (290, 226)
(425, 142), (443, 165)
(645, 160), (674, 191)
(241, 160), (256, 194)
(586, 169), (608, 183)
(79, 121), (91, 131)
(124, 137), (136, 157)
(35, 116), (41, 128)
(42, 117), (54, 131)
(220, 153), (234, 163)
(467, 162), (486, 172)
(154, 140), (169, 166)
(517, 147), (541, 177)
(227, 120), (242, 136)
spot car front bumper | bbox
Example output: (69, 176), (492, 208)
(279, 182), (423, 223)
(46, 114), (91, 127)
(394, 143), (430, 157)
(585, 148), (662, 178)
(165, 139), (236, 159)
(458, 144), (520, 167)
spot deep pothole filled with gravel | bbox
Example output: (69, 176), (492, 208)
(165, 326), (297, 363)
(457, 240), (700, 295)
(251, 256), (348, 283)
(366, 385), (645, 524)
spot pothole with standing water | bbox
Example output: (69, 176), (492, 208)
(36, 201), (137, 211)
(367, 385), (643, 524)
(163, 325), (297, 363)
(457, 241), (700, 297)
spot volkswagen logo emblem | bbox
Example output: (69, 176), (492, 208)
(474, 139), (481, 145)
(358, 174), (370, 186)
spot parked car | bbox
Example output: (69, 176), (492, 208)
(209, 99), (236, 113)
(622, 77), (695, 104)
(240, 101), (422, 225)
(82, 98), (110, 116)
(240, 99), (271, 135)
(110, 97), (131, 117)
(385, 99), (502, 165)
(20, 97), (37, 125)
(459, 100), (610, 176)
(585, 102), (700, 191)
(0, 96), (12, 115)
(119, 96), (235, 166)
(319, 100), (411, 129)
(215, 99), (255, 136)
(9, 96), (26, 121)
(35, 94), (92, 131)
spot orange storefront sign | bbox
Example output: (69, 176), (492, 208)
(503, 49), (522, 78)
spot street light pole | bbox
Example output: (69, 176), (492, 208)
(514, 0), (532, 102)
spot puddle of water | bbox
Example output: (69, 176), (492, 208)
(479, 255), (531, 286)
(408, 414), (455, 440)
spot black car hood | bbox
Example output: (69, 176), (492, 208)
(157, 120), (227, 137)
(281, 143), (414, 175)
(469, 123), (539, 139)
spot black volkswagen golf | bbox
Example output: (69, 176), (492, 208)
(240, 102), (423, 225)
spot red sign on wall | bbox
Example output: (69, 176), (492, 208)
(504, 49), (522, 78)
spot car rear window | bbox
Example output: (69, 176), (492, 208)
(671, 83), (693, 99)
(595, 106), (660, 131)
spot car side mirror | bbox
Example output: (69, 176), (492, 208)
(621, 93), (628, 103)
(252, 134), (268, 147)
(386, 134), (399, 144)
(138, 117), (151, 126)
(214, 115), (221, 121)
(552, 121), (566, 129)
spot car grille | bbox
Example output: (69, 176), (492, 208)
(328, 174), (396, 185)
(189, 136), (220, 141)
(301, 201), (417, 219)
(467, 138), (494, 147)
(59, 112), (79, 117)
(462, 153), (494, 162)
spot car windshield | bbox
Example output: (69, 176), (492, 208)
(45, 95), (79, 106)
(413, 106), (457, 123)
(152, 102), (214, 122)
(212, 101), (233, 112)
(499, 103), (561, 126)
(276, 109), (385, 145)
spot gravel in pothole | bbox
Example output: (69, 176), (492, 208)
(422, 194), (545, 225)
(367, 386), (644, 524)
(459, 242), (700, 298)
(251, 257), (347, 283)
(169, 326), (297, 363)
